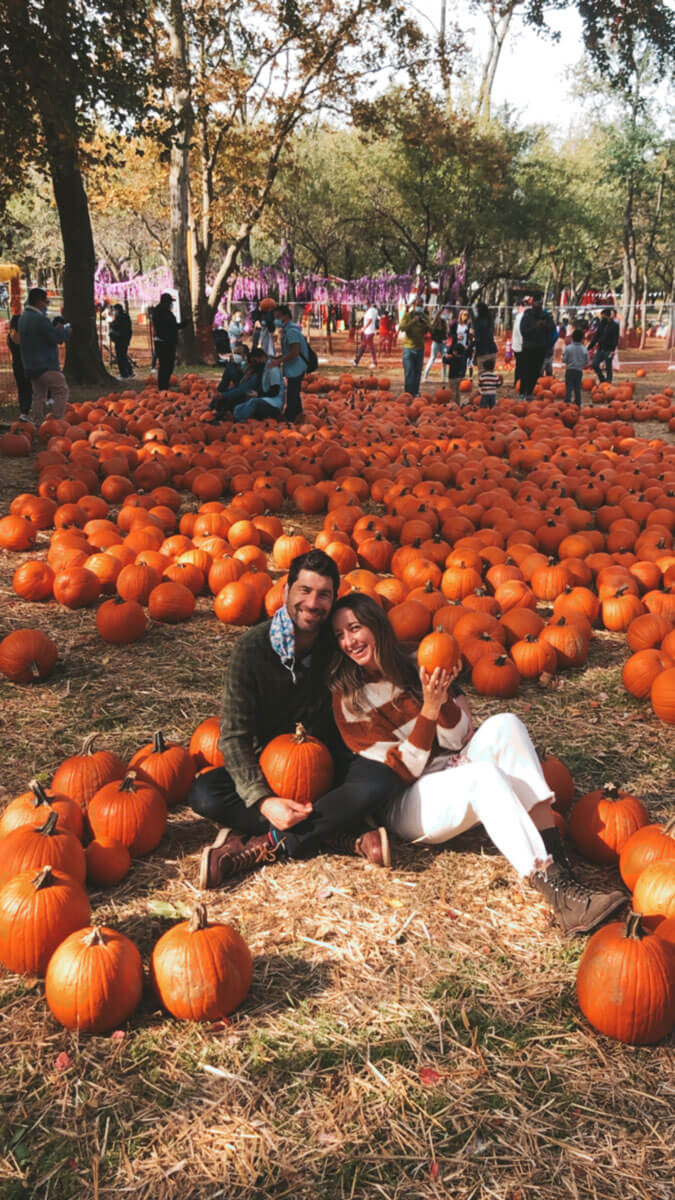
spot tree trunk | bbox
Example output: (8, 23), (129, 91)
(477, 6), (516, 120)
(41, 119), (110, 385)
(639, 169), (665, 349)
(168, 0), (198, 363)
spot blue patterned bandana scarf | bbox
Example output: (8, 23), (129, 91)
(269, 604), (298, 682)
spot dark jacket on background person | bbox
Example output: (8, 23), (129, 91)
(472, 311), (497, 357)
(588, 317), (619, 353)
(110, 309), (132, 344)
(520, 306), (554, 350)
(152, 304), (183, 346)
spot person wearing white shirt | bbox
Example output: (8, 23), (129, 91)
(511, 302), (525, 392)
(353, 303), (379, 367)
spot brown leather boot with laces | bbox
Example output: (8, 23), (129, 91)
(529, 861), (625, 936)
(200, 832), (284, 888)
(325, 826), (391, 868)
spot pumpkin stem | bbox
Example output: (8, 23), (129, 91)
(29, 660), (41, 679)
(120, 771), (138, 792)
(28, 780), (50, 808)
(625, 911), (645, 940)
(83, 926), (106, 947)
(602, 782), (619, 798)
(292, 723), (308, 743)
(32, 865), (55, 891)
(153, 731), (167, 754)
(189, 904), (209, 932)
(82, 733), (100, 756)
(36, 811), (59, 837)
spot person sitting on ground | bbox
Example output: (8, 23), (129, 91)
(210, 343), (255, 418)
(477, 357), (503, 409)
(562, 328), (589, 406)
(194, 550), (402, 888)
(329, 593), (626, 937)
(233, 348), (284, 421)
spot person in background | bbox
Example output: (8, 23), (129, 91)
(511, 301), (526, 393)
(379, 310), (395, 354)
(233, 348), (284, 421)
(562, 328), (589, 406)
(228, 310), (244, 347)
(542, 311), (559, 376)
(18, 287), (71, 424)
(271, 304), (310, 423)
(422, 308), (449, 382)
(353, 302), (379, 368)
(477, 357), (503, 409)
(399, 303), (431, 396)
(109, 303), (133, 378)
(151, 293), (191, 391)
(588, 307), (620, 383)
(211, 344), (260, 420)
(471, 301), (497, 373)
(519, 299), (554, 399)
(443, 308), (472, 403)
(7, 314), (32, 420)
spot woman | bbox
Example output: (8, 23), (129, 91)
(422, 309), (448, 382)
(471, 301), (497, 373)
(443, 309), (472, 403)
(329, 593), (625, 937)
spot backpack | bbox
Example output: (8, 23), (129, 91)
(300, 342), (319, 373)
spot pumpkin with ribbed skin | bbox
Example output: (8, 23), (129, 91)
(619, 818), (675, 892)
(260, 724), (333, 805)
(568, 783), (649, 864)
(151, 903), (252, 1021)
(272, 530), (312, 569)
(0, 812), (86, 886)
(576, 911), (674, 1045)
(85, 837), (131, 887)
(632, 860), (675, 930)
(417, 630), (460, 674)
(189, 718), (225, 771)
(12, 561), (55, 601)
(45, 925), (143, 1034)
(651, 666), (675, 724)
(96, 596), (147, 644)
(0, 865), (91, 975)
(622, 649), (672, 699)
(53, 566), (100, 609)
(88, 771), (167, 856)
(51, 734), (126, 811)
(130, 730), (195, 807)
(0, 779), (83, 841)
(472, 652), (520, 698)
(0, 629), (58, 684)
(148, 580), (196, 623)
(510, 634), (557, 679)
(539, 751), (575, 815)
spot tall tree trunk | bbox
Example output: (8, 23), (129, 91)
(639, 169), (665, 349)
(168, 0), (198, 362)
(41, 117), (110, 385)
(477, 5), (516, 120)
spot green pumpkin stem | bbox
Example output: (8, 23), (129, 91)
(626, 911), (645, 940)
(189, 904), (209, 932)
(153, 731), (167, 754)
(28, 780), (51, 808)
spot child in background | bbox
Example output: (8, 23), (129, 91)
(562, 328), (589, 406)
(477, 358), (502, 409)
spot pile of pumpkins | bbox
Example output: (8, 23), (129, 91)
(0, 722), (252, 1033)
(0, 375), (673, 724)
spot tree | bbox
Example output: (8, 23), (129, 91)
(0, 0), (159, 383)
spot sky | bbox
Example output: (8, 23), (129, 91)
(416, 2), (585, 132)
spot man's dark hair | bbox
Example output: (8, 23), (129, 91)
(27, 287), (47, 306)
(572, 328), (584, 343)
(287, 549), (339, 597)
(159, 292), (174, 305)
(274, 304), (291, 319)
(481, 357), (495, 372)
(601, 307), (612, 317)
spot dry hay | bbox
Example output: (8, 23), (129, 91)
(0, 376), (673, 1200)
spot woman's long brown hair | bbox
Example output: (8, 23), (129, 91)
(328, 593), (421, 714)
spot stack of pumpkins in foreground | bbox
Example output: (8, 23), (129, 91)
(0, 716), (673, 1045)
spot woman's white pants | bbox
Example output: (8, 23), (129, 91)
(386, 713), (554, 878)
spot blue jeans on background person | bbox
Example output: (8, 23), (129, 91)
(233, 397), (282, 421)
(403, 347), (424, 396)
(213, 378), (258, 418)
(565, 368), (582, 406)
(479, 392), (496, 409)
(592, 349), (613, 383)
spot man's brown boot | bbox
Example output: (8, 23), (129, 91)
(326, 826), (391, 868)
(199, 831), (282, 888)
(529, 861), (626, 937)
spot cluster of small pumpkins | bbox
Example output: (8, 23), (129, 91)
(0, 376), (673, 724)
(0, 722), (254, 1033)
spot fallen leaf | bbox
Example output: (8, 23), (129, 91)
(419, 1067), (443, 1086)
(317, 886), (333, 900)
(54, 1051), (72, 1073)
(147, 900), (192, 919)
(208, 1019), (230, 1033)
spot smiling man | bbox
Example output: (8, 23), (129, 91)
(192, 549), (400, 885)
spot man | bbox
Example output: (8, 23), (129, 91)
(271, 304), (310, 423)
(353, 302), (379, 368)
(232, 348), (284, 421)
(151, 292), (191, 391)
(519, 298), (554, 399)
(399, 303), (431, 396)
(192, 549), (401, 886)
(109, 304), (133, 378)
(588, 307), (619, 383)
(18, 287), (71, 424)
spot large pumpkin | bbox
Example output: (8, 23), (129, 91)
(0, 865), (91, 976)
(0, 629), (58, 684)
(45, 925), (143, 1034)
(568, 783), (649, 864)
(417, 630), (460, 674)
(129, 730), (195, 807)
(0, 779), (83, 841)
(0, 812), (86, 887)
(88, 771), (168, 857)
(85, 837), (132, 887)
(151, 903), (253, 1021)
(632, 860), (675, 930)
(576, 911), (673, 1045)
(260, 724), (333, 805)
(51, 734), (126, 811)
(189, 717), (225, 771)
(619, 818), (675, 892)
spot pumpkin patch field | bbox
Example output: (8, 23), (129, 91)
(0, 370), (673, 1200)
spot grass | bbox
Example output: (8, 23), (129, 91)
(0, 365), (673, 1199)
